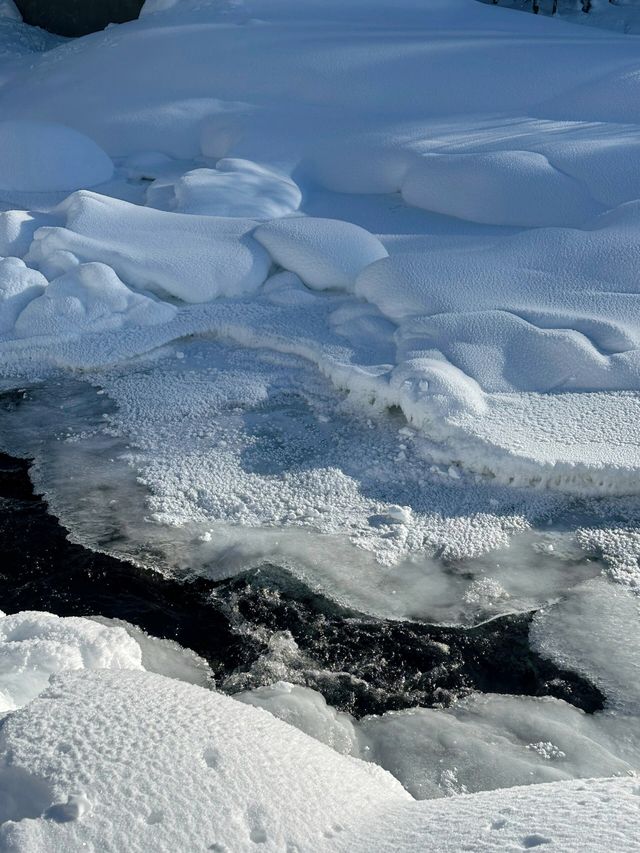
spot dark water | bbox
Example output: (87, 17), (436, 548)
(13, 0), (144, 37)
(0, 452), (604, 717)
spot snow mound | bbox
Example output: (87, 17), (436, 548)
(0, 611), (142, 714)
(173, 159), (302, 219)
(0, 669), (408, 850)
(25, 191), (272, 303)
(306, 144), (417, 194)
(13, 263), (176, 340)
(401, 151), (600, 227)
(0, 121), (113, 195)
(0, 258), (46, 336)
(254, 216), (388, 291)
(0, 210), (59, 260)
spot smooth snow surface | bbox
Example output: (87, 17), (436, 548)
(0, 120), (113, 196)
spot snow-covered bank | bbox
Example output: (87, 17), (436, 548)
(0, 0), (640, 501)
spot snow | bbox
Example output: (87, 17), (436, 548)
(0, 258), (46, 335)
(0, 669), (408, 851)
(400, 151), (601, 227)
(1, 2), (640, 845)
(328, 775), (640, 853)
(0, 663), (638, 851)
(25, 191), (272, 303)
(0, 120), (113, 196)
(172, 160), (302, 219)
(254, 216), (388, 292)
(0, 611), (143, 714)
(14, 263), (176, 339)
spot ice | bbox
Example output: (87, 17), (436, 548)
(358, 694), (635, 798)
(13, 263), (176, 340)
(89, 616), (213, 688)
(530, 577), (640, 714)
(0, 611), (143, 713)
(25, 191), (271, 303)
(0, 120), (113, 196)
(400, 151), (601, 227)
(172, 160), (302, 219)
(237, 681), (360, 756)
(0, 669), (408, 850)
(254, 216), (388, 292)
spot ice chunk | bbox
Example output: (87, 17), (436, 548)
(254, 216), (388, 291)
(0, 611), (143, 713)
(90, 616), (213, 688)
(0, 120), (113, 195)
(14, 263), (176, 339)
(174, 160), (301, 219)
(26, 191), (271, 303)
(0, 258), (47, 336)
(237, 682), (360, 756)
(358, 693), (634, 799)
(401, 151), (600, 227)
